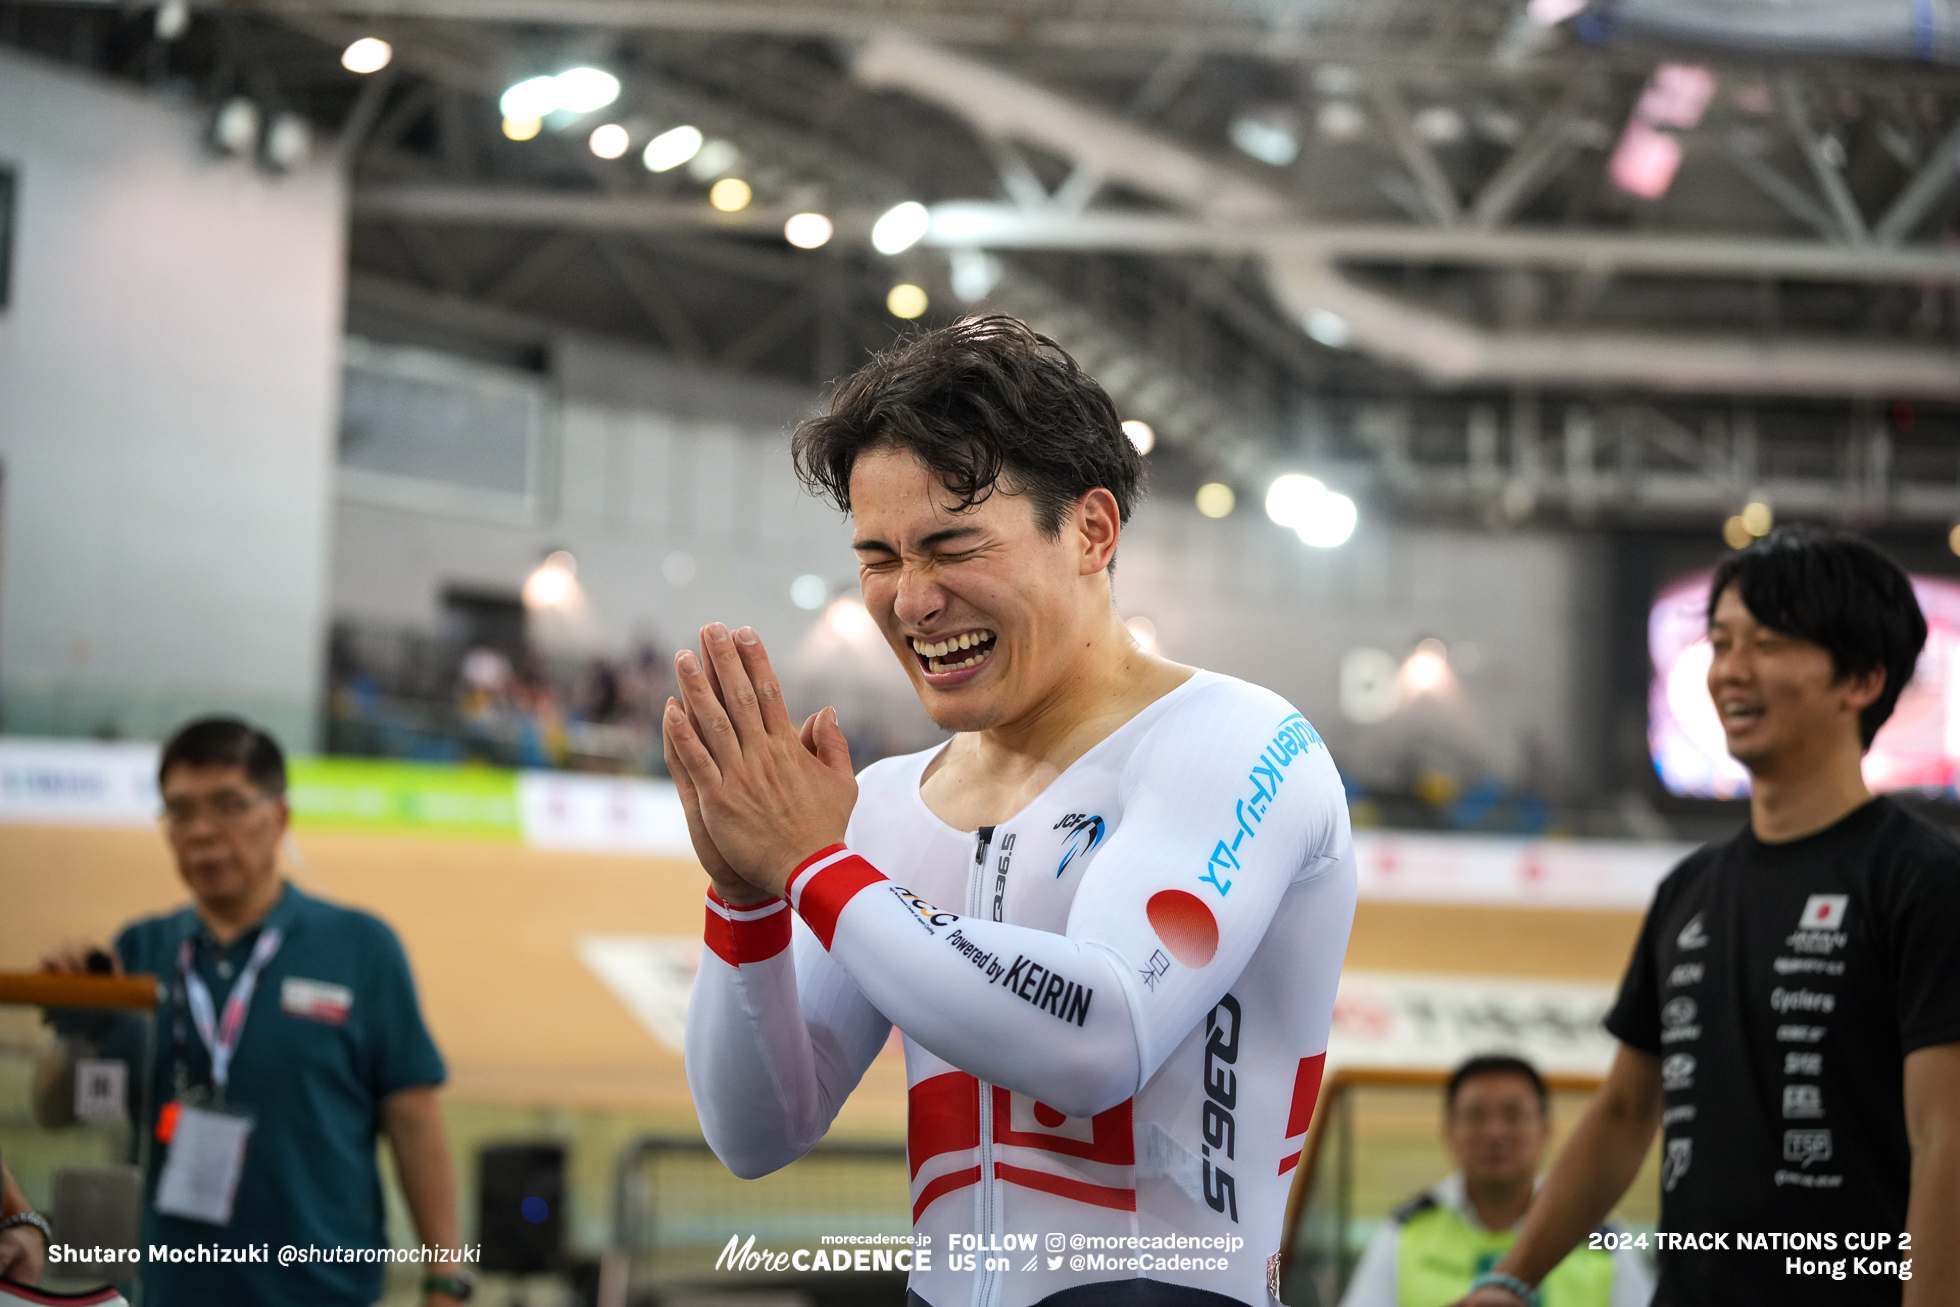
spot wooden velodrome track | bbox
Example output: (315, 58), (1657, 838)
(0, 824), (1643, 1136)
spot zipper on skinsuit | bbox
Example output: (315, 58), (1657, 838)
(970, 826), (998, 1307)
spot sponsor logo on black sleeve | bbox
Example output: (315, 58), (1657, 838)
(1201, 995), (1241, 1223)
(1782, 1084), (1825, 1119)
(1662, 1138), (1693, 1192)
(1666, 962), (1704, 987)
(1660, 996), (1701, 1044)
(1661, 1053), (1696, 1092)
(1777, 1024), (1828, 1043)
(1783, 1128), (1832, 1167)
(1676, 913), (1709, 951)
(1771, 987), (1836, 1014)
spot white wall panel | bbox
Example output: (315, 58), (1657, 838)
(0, 48), (345, 747)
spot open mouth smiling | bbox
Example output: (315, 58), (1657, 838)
(910, 629), (997, 675)
(1719, 698), (1765, 729)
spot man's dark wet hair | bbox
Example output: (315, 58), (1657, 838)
(1707, 526), (1926, 749)
(158, 716), (287, 797)
(1447, 1054), (1549, 1116)
(790, 315), (1146, 536)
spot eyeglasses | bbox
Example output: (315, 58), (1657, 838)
(160, 791), (272, 829)
(1452, 1105), (1542, 1129)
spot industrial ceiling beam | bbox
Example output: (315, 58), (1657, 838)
(1262, 246), (1960, 397)
(353, 186), (1960, 284)
(845, 37), (1960, 395)
(1875, 114), (1960, 245)
(58, 0), (1527, 60)
(851, 31), (1286, 223)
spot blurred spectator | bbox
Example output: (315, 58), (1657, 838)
(0, 1156), (50, 1285)
(35, 717), (471, 1307)
(581, 657), (621, 724)
(1340, 1055), (1652, 1307)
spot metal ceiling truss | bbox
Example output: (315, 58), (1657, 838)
(10, 0), (1960, 529)
(1346, 394), (1960, 527)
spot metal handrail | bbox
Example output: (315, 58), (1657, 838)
(0, 973), (158, 1010)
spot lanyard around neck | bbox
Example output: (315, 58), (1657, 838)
(176, 926), (283, 1093)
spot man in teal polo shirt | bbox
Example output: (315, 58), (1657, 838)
(1340, 1056), (1652, 1307)
(39, 717), (472, 1307)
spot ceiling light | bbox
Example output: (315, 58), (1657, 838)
(1740, 500), (1773, 537)
(1402, 638), (1450, 694)
(499, 67), (619, 124)
(1609, 64), (1716, 200)
(642, 124), (703, 172)
(1608, 122), (1682, 199)
(825, 597), (875, 642)
(551, 67), (621, 115)
(1195, 483), (1235, 518)
(1413, 106), (1466, 144)
(1316, 101), (1366, 142)
(1121, 420), (1155, 455)
(154, 0), (190, 41)
(790, 575), (828, 610)
(709, 177), (752, 212)
(1265, 475), (1324, 528)
(262, 113), (311, 171)
(340, 37), (392, 74)
(887, 283), (928, 319)
(872, 201), (931, 255)
(1304, 309), (1350, 348)
(522, 550), (579, 609)
(687, 139), (740, 181)
(949, 248), (1001, 301)
(1527, 0), (1587, 22)
(1229, 114), (1300, 167)
(211, 97), (260, 156)
(784, 212), (834, 249)
(1295, 491), (1357, 548)
(1265, 473), (1357, 548)
(588, 123), (630, 159)
(1722, 515), (1753, 549)
(499, 75), (561, 123)
(502, 117), (542, 142)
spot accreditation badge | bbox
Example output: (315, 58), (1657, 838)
(153, 1102), (253, 1225)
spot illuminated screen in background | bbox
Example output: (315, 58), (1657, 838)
(1649, 570), (1960, 799)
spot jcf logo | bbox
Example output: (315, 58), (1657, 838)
(1202, 994), (1241, 1222)
(1054, 813), (1106, 877)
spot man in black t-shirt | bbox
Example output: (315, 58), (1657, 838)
(1456, 527), (1960, 1307)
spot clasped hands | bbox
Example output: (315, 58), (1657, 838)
(661, 623), (858, 906)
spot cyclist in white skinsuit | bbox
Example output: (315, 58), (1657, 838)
(689, 672), (1354, 1307)
(665, 317), (1357, 1307)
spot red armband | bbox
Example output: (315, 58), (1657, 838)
(703, 890), (791, 966)
(786, 845), (887, 949)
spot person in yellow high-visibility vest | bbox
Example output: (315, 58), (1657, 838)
(1340, 1056), (1654, 1307)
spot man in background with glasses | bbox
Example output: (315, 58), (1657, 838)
(36, 717), (472, 1307)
